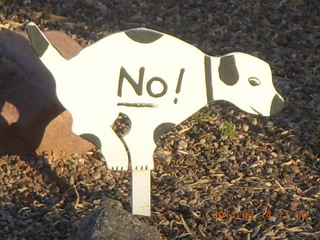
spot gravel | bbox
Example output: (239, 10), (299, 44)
(0, 1), (319, 239)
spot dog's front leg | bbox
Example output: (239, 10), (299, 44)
(122, 117), (159, 216)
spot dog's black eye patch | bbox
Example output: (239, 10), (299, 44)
(248, 77), (261, 86)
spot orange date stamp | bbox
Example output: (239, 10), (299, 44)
(212, 210), (309, 220)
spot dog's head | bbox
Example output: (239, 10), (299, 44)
(213, 52), (284, 116)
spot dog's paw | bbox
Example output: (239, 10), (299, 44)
(107, 162), (129, 171)
(132, 164), (149, 170)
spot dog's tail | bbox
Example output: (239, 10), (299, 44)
(26, 22), (67, 73)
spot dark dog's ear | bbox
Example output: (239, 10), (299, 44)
(218, 55), (239, 86)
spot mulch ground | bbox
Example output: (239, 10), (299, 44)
(0, 1), (319, 239)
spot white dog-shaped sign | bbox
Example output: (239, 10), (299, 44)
(26, 23), (284, 216)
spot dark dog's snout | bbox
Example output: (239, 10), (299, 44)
(270, 94), (284, 115)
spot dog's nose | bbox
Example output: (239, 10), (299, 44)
(270, 94), (284, 115)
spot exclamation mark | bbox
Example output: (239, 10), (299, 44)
(174, 68), (185, 104)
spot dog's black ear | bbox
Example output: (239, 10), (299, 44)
(218, 55), (239, 86)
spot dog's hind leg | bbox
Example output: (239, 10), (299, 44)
(72, 114), (129, 170)
(101, 126), (129, 171)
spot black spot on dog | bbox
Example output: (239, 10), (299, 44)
(125, 29), (163, 44)
(153, 122), (175, 143)
(80, 133), (102, 149)
(218, 55), (239, 86)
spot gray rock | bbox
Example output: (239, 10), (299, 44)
(0, 29), (94, 155)
(75, 198), (162, 240)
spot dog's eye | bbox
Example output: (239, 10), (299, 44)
(248, 77), (261, 86)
